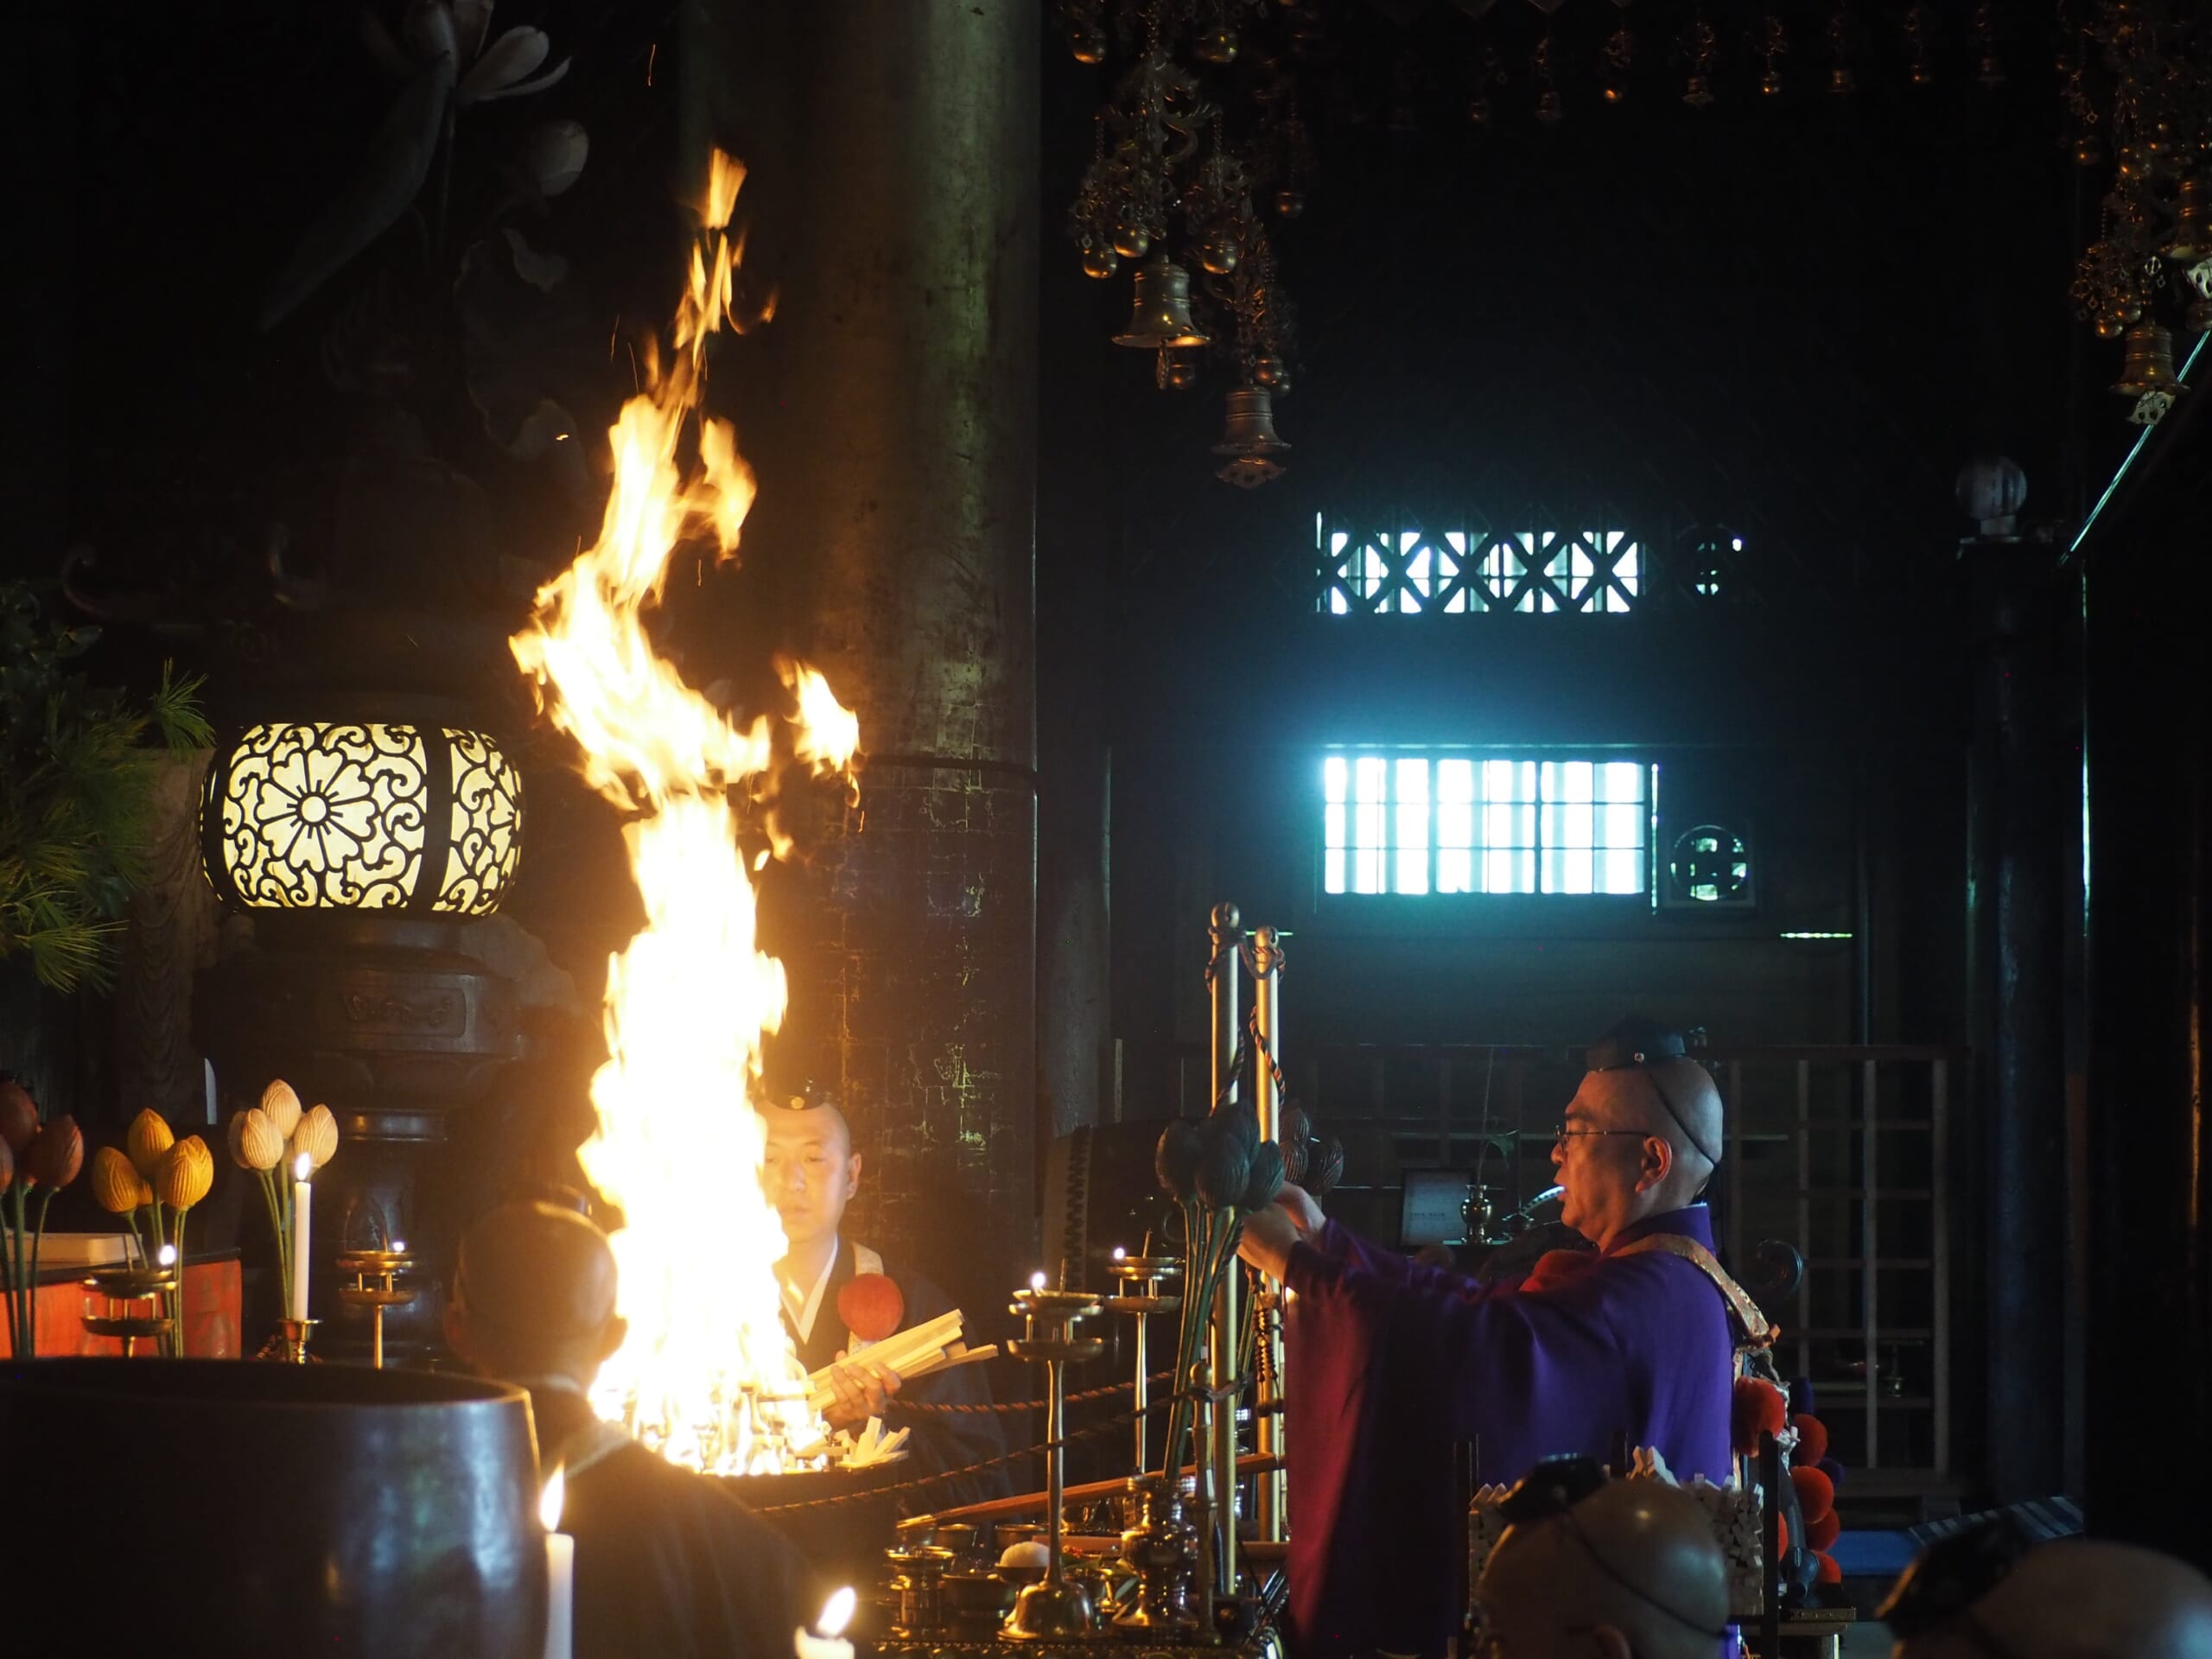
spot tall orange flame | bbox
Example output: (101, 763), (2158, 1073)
(511, 150), (857, 1473)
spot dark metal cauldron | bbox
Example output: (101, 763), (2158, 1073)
(0, 1360), (544, 1658)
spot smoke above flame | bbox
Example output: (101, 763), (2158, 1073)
(510, 150), (858, 1472)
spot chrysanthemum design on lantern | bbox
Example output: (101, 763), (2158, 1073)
(200, 723), (523, 915)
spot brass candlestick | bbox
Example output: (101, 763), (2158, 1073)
(1002, 1282), (1104, 1641)
(80, 1264), (179, 1358)
(336, 1249), (417, 1370)
(1106, 1252), (1182, 1477)
(276, 1318), (319, 1364)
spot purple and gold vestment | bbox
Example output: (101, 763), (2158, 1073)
(1281, 1205), (1742, 1657)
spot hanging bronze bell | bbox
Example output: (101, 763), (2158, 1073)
(1111, 224), (1153, 260)
(1758, 68), (1783, 97)
(1082, 246), (1120, 280)
(1162, 349), (1201, 391)
(2163, 176), (2211, 263)
(1212, 386), (1291, 458)
(1068, 23), (1108, 64)
(2112, 322), (2183, 397)
(1113, 257), (1210, 349)
(1274, 188), (1305, 218)
(1198, 229), (1240, 275)
(1682, 74), (1714, 108)
(1252, 354), (1287, 388)
(1829, 64), (1856, 95)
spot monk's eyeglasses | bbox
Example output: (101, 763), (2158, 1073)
(1492, 1455), (1730, 1643)
(1553, 1123), (1647, 1145)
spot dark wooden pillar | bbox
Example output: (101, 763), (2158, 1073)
(1962, 487), (2075, 1503)
(689, 3), (1041, 1313)
(2081, 426), (2212, 1564)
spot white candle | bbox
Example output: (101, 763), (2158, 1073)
(793, 1588), (855, 1659)
(542, 1465), (573, 1659)
(289, 1154), (312, 1322)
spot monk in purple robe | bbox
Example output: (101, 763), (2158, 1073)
(1239, 1020), (1752, 1659)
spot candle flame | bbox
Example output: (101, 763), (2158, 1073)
(1029, 1270), (1047, 1291)
(293, 1152), (310, 1182)
(817, 1587), (856, 1639)
(509, 149), (861, 1474)
(157, 1244), (177, 1267)
(540, 1464), (566, 1532)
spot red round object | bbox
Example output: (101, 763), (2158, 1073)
(837, 1273), (906, 1343)
(1792, 1413), (1830, 1464)
(1808, 1510), (1841, 1552)
(1777, 1516), (1791, 1558)
(1732, 1377), (1788, 1455)
(1790, 1465), (1835, 1526)
(1814, 1549), (1842, 1586)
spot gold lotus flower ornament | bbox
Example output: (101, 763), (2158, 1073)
(91, 1146), (142, 1215)
(228, 1109), (286, 1172)
(126, 1109), (175, 1181)
(259, 1081), (303, 1141)
(156, 1137), (215, 1211)
(291, 1105), (339, 1171)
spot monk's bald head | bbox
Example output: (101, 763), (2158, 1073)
(1894, 1541), (2212, 1659)
(448, 1201), (625, 1385)
(1479, 1477), (1729, 1659)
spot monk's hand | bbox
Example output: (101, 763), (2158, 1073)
(1274, 1182), (1325, 1236)
(824, 1353), (902, 1429)
(1237, 1202), (1300, 1281)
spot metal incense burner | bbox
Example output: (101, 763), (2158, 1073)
(1002, 1281), (1105, 1640)
(337, 1248), (418, 1370)
(80, 1263), (179, 1357)
(1106, 1250), (1182, 1472)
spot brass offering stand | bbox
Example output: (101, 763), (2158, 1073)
(80, 1264), (180, 1357)
(1001, 1282), (1104, 1640)
(1113, 1472), (1201, 1638)
(336, 1249), (417, 1370)
(1106, 1252), (1182, 1473)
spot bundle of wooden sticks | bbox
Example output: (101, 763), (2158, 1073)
(803, 1307), (996, 1413)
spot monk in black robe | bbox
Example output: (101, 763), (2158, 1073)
(448, 1200), (810, 1659)
(763, 1096), (1009, 1510)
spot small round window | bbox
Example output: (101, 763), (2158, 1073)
(1670, 824), (1751, 904)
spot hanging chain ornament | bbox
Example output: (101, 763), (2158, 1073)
(1530, 34), (1565, 126)
(1599, 3), (1635, 106)
(1757, 15), (1789, 96)
(1682, 10), (1719, 107)
(1971, 1), (2005, 89)
(1902, 3), (1936, 86)
(1825, 5), (1857, 95)
(1064, 0), (1302, 480)
(2067, 0), (2212, 426)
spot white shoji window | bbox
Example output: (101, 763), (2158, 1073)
(1322, 755), (1650, 897)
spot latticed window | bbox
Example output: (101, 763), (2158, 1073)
(1322, 754), (1649, 896)
(1318, 518), (1643, 615)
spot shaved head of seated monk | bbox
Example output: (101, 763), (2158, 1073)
(1882, 1518), (2212, 1659)
(445, 1199), (626, 1390)
(1475, 1456), (1731, 1659)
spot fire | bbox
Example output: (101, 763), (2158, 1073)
(510, 150), (858, 1473)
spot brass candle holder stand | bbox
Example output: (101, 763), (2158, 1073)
(276, 1318), (319, 1364)
(336, 1249), (418, 1370)
(80, 1264), (180, 1357)
(1002, 1283), (1104, 1641)
(1106, 1253), (1182, 1477)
